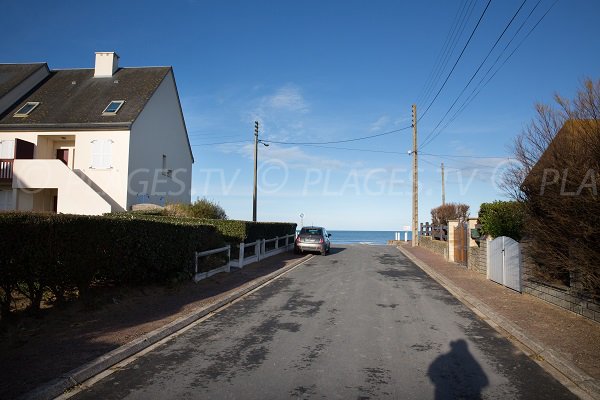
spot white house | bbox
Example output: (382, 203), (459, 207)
(0, 52), (193, 214)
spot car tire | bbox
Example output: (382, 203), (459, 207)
(320, 248), (326, 256)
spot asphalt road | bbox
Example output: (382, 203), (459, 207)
(70, 245), (576, 399)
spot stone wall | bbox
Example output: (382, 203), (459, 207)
(467, 239), (487, 275)
(521, 242), (600, 323)
(419, 236), (448, 259)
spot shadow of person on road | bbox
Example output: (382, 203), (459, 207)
(427, 339), (489, 400)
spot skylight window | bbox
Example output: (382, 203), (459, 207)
(13, 102), (40, 117)
(102, 100), (125, 115)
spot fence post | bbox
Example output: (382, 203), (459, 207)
(256, 241), (261, 261)
(285, 235), (289, 248)
(226, 245), (231, 273)
(194, 251), (198, 275)
(239, 242), (245, 268)
(262, 239), (266, 255)
(275, 236), (279, 249)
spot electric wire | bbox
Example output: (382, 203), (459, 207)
(419, 0), (528, 149)
(415, 0), (471, 107)
(260, 125), (411, 145)
(418, 0), (493, 123)
(419, 0), (558, 151)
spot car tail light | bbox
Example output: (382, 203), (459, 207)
(319, 238), (324, 243)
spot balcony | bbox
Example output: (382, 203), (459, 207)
(0, 159), (13, 183)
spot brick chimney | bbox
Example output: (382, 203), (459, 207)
(94, 52), (119, 78)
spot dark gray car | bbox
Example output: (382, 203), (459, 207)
(294, 226), (331, 255)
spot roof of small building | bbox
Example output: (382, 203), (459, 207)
(0, 66), (171, 130)
(0, 63), (48, 99)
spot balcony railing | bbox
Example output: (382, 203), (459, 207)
(0, 159), (13, 182)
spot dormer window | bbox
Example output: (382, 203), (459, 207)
(102, 100), (125, 115)
(13, 102), (40, 117)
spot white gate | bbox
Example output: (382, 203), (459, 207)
(487, 236), (521, 292)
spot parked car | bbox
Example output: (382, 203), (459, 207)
(295, 226), (331, 256)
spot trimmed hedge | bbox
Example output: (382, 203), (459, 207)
(0, 212), (223, 317)
(111, 213), (297, 244)
(478, 201), (524, 241)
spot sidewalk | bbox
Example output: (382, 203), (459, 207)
(397, 243), (600, 400)
(0, 252), (311, 400)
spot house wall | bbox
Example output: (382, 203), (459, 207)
(127, 70), (193, 208)
(0, 130), (130, 212)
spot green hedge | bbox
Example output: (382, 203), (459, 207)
(478, 201), (524, 241)
(111, 213), (296, 244)
(0, 212), (223, 317)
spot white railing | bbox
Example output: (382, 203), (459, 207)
(230, 234), (296, 269)
(193, 245), (231, 282)
(193, 234), (296, 281)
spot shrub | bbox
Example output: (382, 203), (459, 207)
(478, 201), (524, 241)
(163, 198), (227, 219)
(0, 212), (224, 317)
(430, 203), (470, 226)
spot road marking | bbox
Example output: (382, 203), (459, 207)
(56, 255), (314, 399)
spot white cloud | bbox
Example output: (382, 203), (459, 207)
(369, 115), (390, 132)
(265, 84), (308, 113)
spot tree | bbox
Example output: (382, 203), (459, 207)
(503, 78), (600, 294)
(430, 203), (470, 226)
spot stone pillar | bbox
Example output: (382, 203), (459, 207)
(447, 219), (459, 262)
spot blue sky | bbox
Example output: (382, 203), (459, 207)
(2, 0), (599, 230)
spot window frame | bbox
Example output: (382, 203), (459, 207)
(13, 102), (40, 117)
(102, 100), (125, 116)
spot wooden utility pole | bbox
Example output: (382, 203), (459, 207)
(412, 104), (418, 247)
(252, 121), (259, 222)
(441, 162), (445, 205)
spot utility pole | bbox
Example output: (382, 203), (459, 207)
(441, 162), (445, 205)
(411, 104), (418, 247)
(252, 121), (259, 222)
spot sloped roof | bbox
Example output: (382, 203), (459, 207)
(523, 120), (599, 190)
(0, 63), (48, 99)
(0, 67), (170, 130)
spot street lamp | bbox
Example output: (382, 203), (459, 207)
(252, 121), (269, 222)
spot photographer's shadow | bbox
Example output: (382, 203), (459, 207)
(427, 339), (489, 400)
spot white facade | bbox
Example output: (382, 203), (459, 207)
(128, 71), (193, 207)
(0, 69), (193, 215)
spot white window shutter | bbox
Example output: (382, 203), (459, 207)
(91, 139), (112, 169)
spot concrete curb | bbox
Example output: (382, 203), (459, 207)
(396, 245), (600, 400)
(23, 254), (313, 400)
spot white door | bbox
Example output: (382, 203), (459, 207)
(487, 237), (504, 284)
(0, 189), (14, 211)
(503, 237), (521, 292)
(487, 236), (521, 292)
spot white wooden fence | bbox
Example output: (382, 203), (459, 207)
(193, 234), (296, 282)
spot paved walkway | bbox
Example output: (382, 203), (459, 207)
(397, 243), (600, 400)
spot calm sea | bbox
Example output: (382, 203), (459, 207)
(327, 230), (413, 245)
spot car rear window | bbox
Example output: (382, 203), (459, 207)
(301, 228), (323, 235)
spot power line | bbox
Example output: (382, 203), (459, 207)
(260, 125), (411, 145)
(419, 0), (528, 149)
(191, 140), (253, 146)
(420, 152), (513, 159)
(416, 0), (472, 107)
(419, 0), (558, 151)
(418, 0), (493, 123)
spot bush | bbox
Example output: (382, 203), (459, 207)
(164, 198), (227, 220)
(430, 203), (470, 226)
(478, 201), (524, 241)
(0, 212), (224, 317)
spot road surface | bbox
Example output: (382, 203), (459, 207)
(70, 245), (576, 399)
